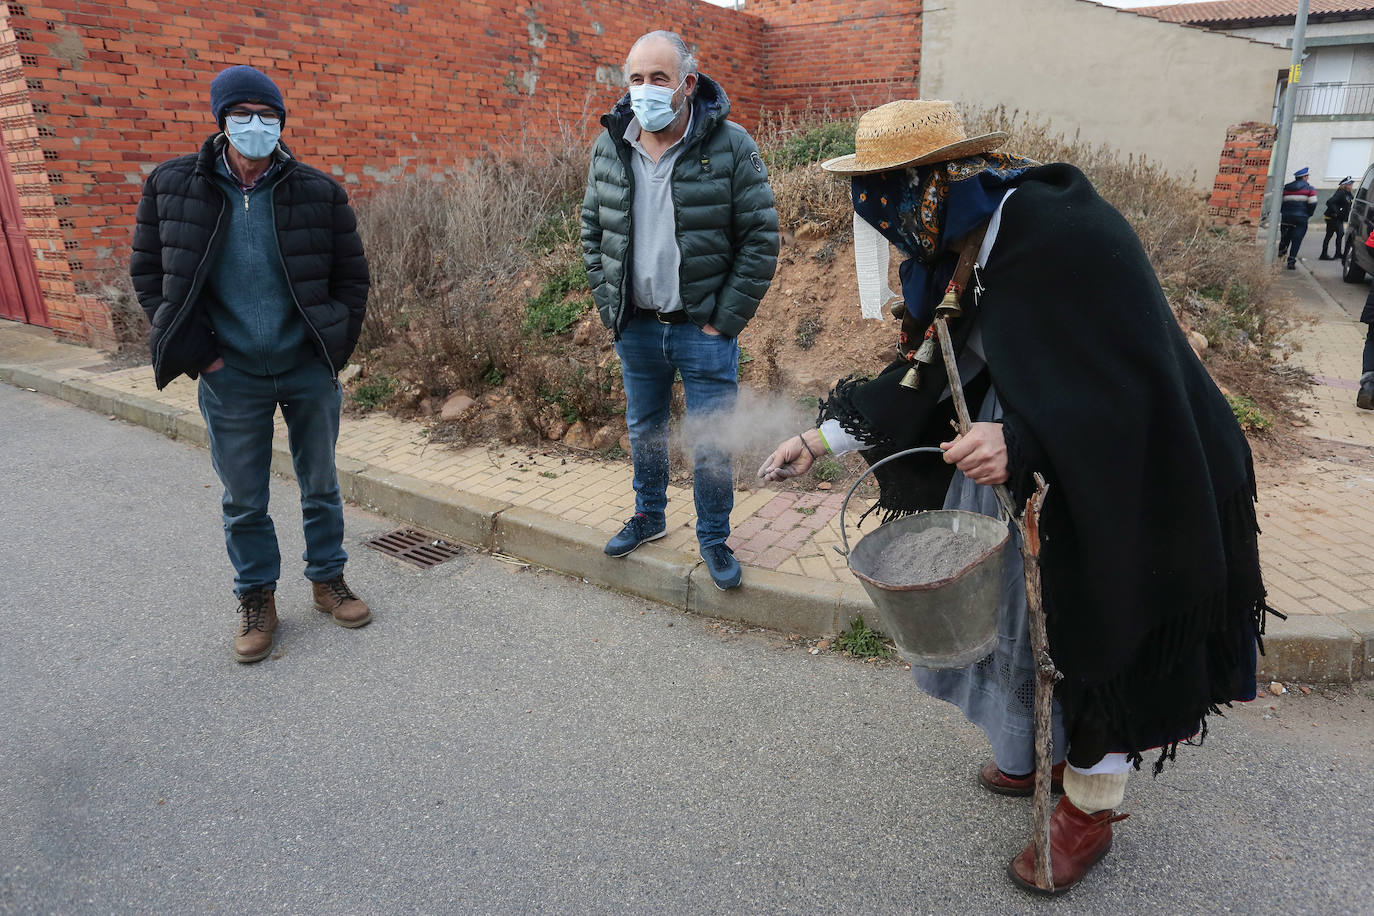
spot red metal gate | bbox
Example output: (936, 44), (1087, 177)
(0, 131), (49, 326)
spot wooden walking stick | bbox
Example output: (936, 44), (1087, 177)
(933, 251), (1061, 892)
(1020, 473), (1057, 891)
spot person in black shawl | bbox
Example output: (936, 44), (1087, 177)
(760, 100), (1269, 895)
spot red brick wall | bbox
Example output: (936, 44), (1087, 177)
(750, 0), (921, 114)
(0, 0), (770, 343)
(0, 6), (91, 341)
(1209, 122), (1275, 227)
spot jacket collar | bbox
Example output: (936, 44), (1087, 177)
(601, 72), (730, 152)
(195, 132), (295, 178)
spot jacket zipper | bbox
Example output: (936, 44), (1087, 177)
(155, 188), (227, 374)
(615, 138), (636, 340)
(268, 181), (337, 380)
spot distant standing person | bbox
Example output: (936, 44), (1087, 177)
(1319, 176), (1354, 261)
(130, 65), (373, 663)
(1277, 166), (1317, 270)
(580, 30), (779, 589)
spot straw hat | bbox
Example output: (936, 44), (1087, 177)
(821, 100), (1008, 175)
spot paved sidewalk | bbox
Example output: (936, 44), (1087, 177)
(2, 260), (1372, 680)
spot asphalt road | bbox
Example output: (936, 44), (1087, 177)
(2, 381), (1372, 915)
(1302, 247), (1368, 317)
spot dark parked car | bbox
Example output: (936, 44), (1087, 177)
(1342, 163), (1374, 283)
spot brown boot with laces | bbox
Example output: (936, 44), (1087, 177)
(312, 575), (372, 628)
(232, 588), (278, 663)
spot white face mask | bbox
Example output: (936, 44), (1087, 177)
(225, 112), (281, 160)
(628, 76), (686, 133)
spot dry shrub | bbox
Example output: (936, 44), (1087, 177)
(352, 140), (588, 402)
(95, 271), (150, 354)
(507, 342), (624, 432)
(755, 107), (858, 235)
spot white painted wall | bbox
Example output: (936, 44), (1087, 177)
(919, 0), (1289, 188)
(1222, 19), (1374, 196)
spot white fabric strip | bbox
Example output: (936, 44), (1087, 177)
(1066, 752), (1134, 776)
(852, 212), (896, 321)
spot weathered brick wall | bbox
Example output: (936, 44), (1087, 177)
(0, 5), (95, 343)
(1209, 121), (1275, 227)
(750, 0), (921, 114)
(0, 0), (769, 342)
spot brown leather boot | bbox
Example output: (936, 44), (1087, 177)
(978, 760), (1065, 796)
(1007, 795), (1129, 895)
(232, 589), (278, 663)
(312, 575), (372, 628)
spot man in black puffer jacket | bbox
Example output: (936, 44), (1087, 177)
(130, 65), (372, 663)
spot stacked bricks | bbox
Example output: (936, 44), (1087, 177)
(0, 0), (771, 344)
(1208, 121), (1275, 226)
(0, 4), (87, 341)
(749, 0), (921, 115)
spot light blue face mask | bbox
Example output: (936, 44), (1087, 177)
(628, 76), (686, 133)
(225, 113), (281, 160)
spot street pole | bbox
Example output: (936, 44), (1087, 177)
(1264, 0), (1310, 265)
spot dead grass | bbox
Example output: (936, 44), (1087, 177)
(95, 271), (150, 354)
(755, 108), (858, 235)
(351, 138), (590, 414)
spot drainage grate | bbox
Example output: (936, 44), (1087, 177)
(364, 527), (464, 569)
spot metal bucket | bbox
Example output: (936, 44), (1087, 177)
(838, 447), (1010, 669)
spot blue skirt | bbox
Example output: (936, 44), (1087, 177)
(910, 387), (1066, 776)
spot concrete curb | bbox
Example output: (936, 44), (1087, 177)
(4, 368), (1368, 683)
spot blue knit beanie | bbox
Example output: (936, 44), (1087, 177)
(1294, 166), (1309, 178)
(209, 65), (286, 128)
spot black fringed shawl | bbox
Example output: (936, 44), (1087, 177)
(821, 164), (1268, 769)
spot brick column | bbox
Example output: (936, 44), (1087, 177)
(1208, 122), (1275, 227)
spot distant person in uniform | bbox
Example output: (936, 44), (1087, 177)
(1277, 166), (1317, 270)
(1319, 176), (1353, 261)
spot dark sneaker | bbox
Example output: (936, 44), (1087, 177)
(604, 513), (667, 557)
(1286, 260), (1296, 270)
(1358, 373), (1374, 410)
(701, 543), (742, 590)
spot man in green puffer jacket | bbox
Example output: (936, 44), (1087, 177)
(581, 30), (778, 590)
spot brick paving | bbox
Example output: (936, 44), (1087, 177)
(3, 257), (1373, 625)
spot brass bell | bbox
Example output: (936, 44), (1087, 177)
(898, 336), (938, 390)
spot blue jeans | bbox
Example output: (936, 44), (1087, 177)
(197, 360), (347, 596)
(615, 316), (738, 549)
(1279, 220), (1309, 263)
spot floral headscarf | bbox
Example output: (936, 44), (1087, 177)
(852, 152), (1039, 330)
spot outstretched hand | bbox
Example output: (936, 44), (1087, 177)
(940, 421), (1009, 486)
(758, 430), (823, 482)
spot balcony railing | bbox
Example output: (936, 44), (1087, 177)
(1293, 82), (1374, 118)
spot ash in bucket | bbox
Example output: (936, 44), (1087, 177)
(870, 527), (986, 586)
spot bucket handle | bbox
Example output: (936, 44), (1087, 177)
(836, 446), (946, 557)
